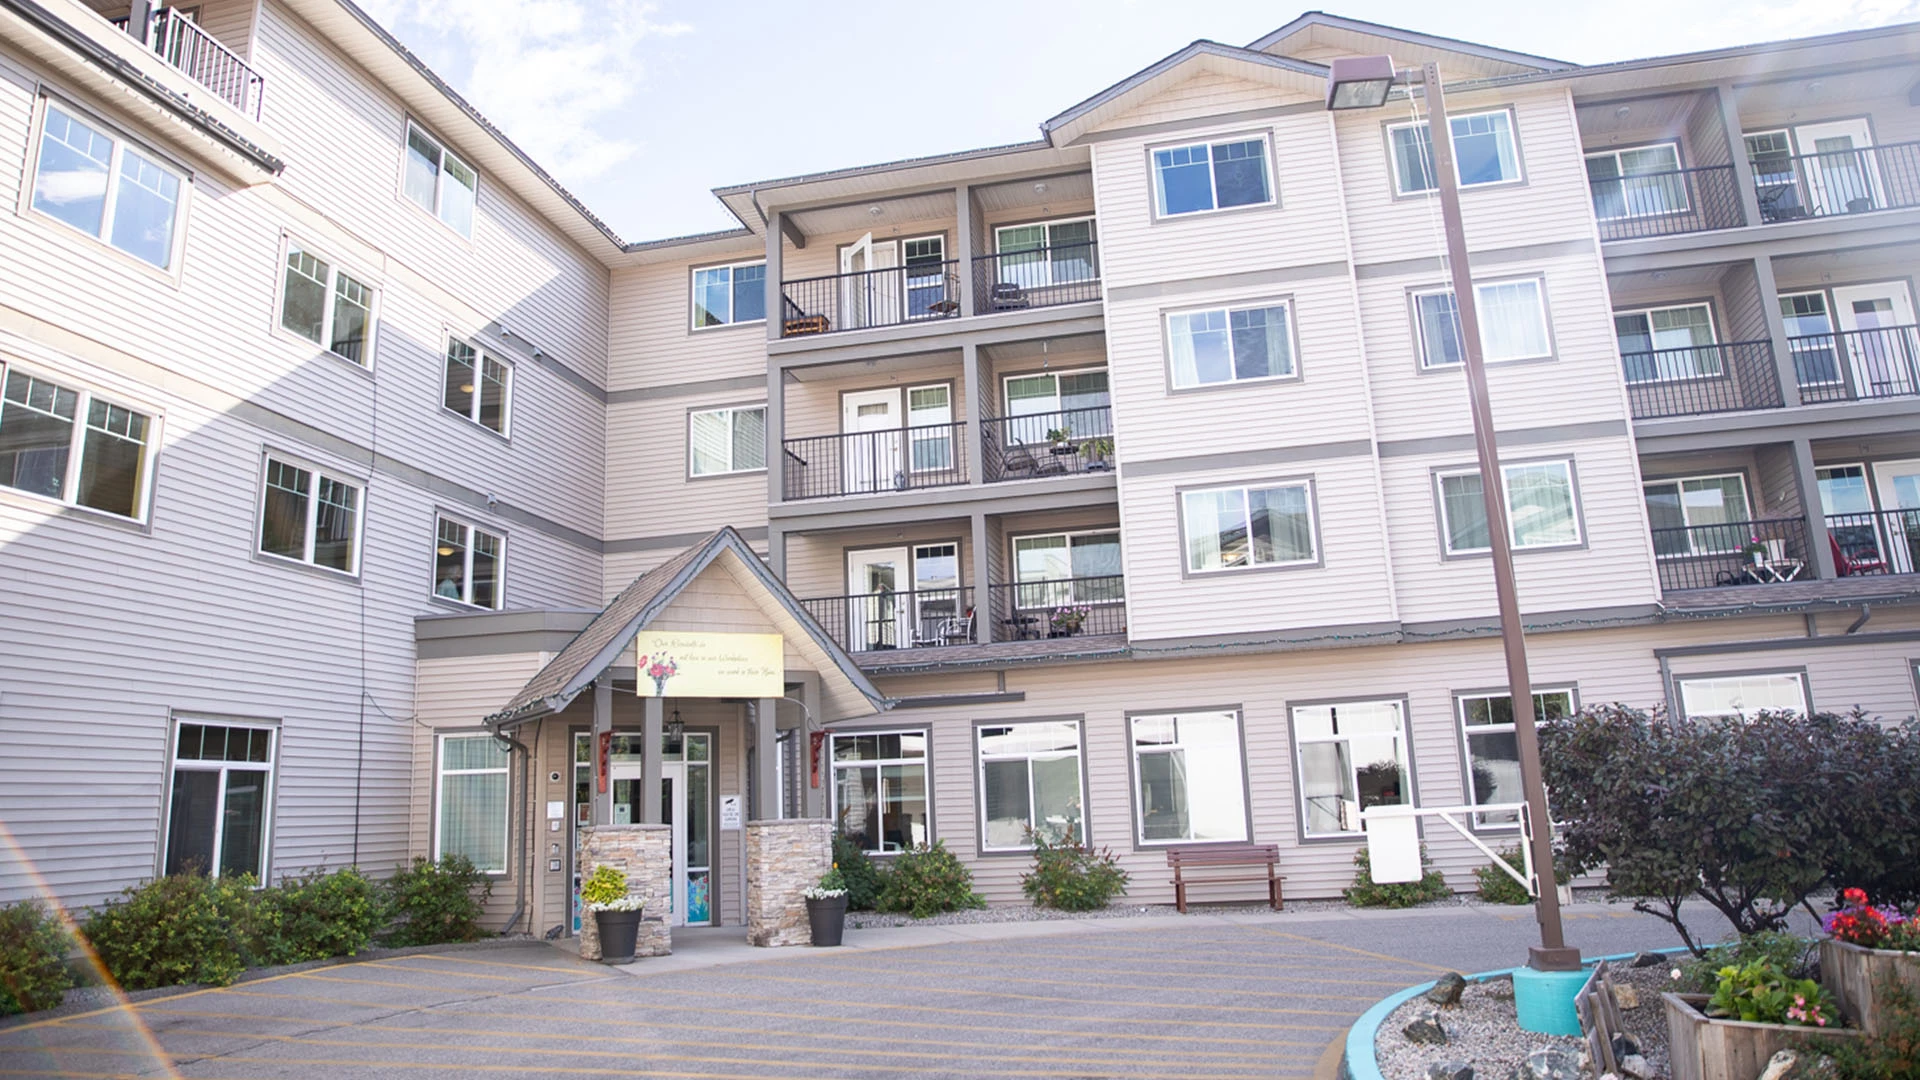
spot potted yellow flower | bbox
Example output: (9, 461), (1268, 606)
(581, 864), (647, 964)
(805, 865), (849, 947)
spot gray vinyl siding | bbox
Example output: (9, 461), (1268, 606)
(1754, 445), (1805, 519)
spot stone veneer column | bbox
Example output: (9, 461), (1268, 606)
(576, 824), (672, 961)
(745, 819), (832, 947)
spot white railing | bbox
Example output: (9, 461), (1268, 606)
(127, 8), (265, 118)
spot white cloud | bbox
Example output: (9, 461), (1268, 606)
(357, 0), (690, 183)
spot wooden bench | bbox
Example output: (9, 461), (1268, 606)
(1166, 844), (1284, 913)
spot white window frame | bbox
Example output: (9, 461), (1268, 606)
(1584, 142), (1687, 219)
(1643, 473), (1753, 557)
(992, 217), (1099, 287)
(1128, 710), (1249, 846)
(256, 452), (364, 576)
(1388, 108), (1524, 196)
(1292, 699), (1414, 838)
(163, 718), (277, 881)
(1164, 299), (1299, 388)
(28, 96), (189, 271)
(402, 121), (477, 238)
(1677, 672), (1809, 721)
(829, 730), (932, 856)
(976, 720), (1086, 852)
(689, 259), (768, 330)
(1613, 303), (1721, 384)
(0, 360), (160, 522)
(432, 514), (506, 610)
(1180, 480), (1319, 574)
(1150, 134), (1276, 218)
(441, 339), (512, 436)
(1412, 278), (1553, 369)
(277, 236), (378, 368)
(1010, 529), (1125, 606)
(1435, 459), (1582, 556)
(687, 404), (767, 477)
(1456, 688), (1575, 829)
(434, 732), (511, 874)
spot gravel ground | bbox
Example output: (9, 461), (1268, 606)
(1374, 960), (1681, 1080)
(843, 887), (1616, 928)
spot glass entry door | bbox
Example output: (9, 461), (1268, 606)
(1832, 283), (1919, 399)
(573, 731), (712, 929)
(1872, 459), (1920, 575)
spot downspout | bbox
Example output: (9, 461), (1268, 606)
(494, 722), (535, 936)
(1846, 605), (1872, 635)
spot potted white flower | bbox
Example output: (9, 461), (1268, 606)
(804, 865), (849, 947)
(581, 864), (648, 964)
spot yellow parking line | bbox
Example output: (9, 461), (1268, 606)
(386, 952), (603, 976)
(1242, 927), (1458, 974)
(708, 968), (1382, 1010)
(899, 954), (1417, 987)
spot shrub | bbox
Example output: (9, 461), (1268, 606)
(0, 900), (75, 1015)
(1707, 959), (1836, 1027)
(1344, 846), (1450, 908)
(1818, 717), (1920, 908)
(246, 868), (383, 966)
(1020, 832), (1129, 911)
(832, 835), (887, 912)
(1815, 981), (1920, 1079)
(83, 872), (252, 990)
(1474, 845), (1574, 906)
(1672, 931), (1817, 993)
(876, 842), (985, 918)
(381, 856), (491, 947)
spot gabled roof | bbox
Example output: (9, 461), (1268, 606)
(1042, 40), (1329, 147)
(1245, 12), (1574, 76)
(485, 527), (890, 727)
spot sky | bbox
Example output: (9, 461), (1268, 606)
(356, 0), (1920, 243)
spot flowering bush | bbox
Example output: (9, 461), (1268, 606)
(581, 865), (646, 913)
(1048, 606), (1088, 635)
(804, 864), (848, 901)
(1825, 888), (1920, 951)
(1707, 959), (1837, 1027)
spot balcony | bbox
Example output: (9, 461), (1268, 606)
(1788, 325), (1920, 404)
(1651, 517), (1811, 592)
(113, 8), (264, 118)
(970, 241), (1101, 316)
(1621, 341), (1782, 420)
(798, 575), (1126, 655)
(1590, 165), (1744, 241)
(982, 406), (1115, 482)
(1753, 142), (1920, 224)
(1828, 509), (1920, 577)
(778, 241), (1100, 338)
(781, 423), (969, 500)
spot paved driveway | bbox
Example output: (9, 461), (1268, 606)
(0, 904), (1716, 1079)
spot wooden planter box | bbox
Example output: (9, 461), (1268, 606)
(1821, 937), (1920, 1036)
(1663, 993), (1865, 1080)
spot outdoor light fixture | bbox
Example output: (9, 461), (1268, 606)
(1326, 56), (1577, 976)
(666, 708), (685, 743)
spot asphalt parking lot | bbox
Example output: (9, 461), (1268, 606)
(0, 904), (1719, 1079)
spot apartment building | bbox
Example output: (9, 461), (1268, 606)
(4, 1), (1919, 940)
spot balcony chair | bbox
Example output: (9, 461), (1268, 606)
(1756, 183), (1808, 223)
(911, 609), (974, 648)
(997, 445), (1068, 480)
(1831, 533), (1888, 577)
(988, 282), (1031, 311)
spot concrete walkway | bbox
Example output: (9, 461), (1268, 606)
(0, 901), (1737, 1079)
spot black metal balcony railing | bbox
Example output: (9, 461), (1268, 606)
(981, 405), (1115, 482)
(115, 8), (265, 118)
(1788, 325), (1920, 404)
(988, 577), (1127, 640)
(781, 423), (967, 500)
(1826, 510), (1920, 577)
(799, 587), (975, 653)
(1590, 165), (1744, 241)
(971, 241), (1101, 315)
(778, 261), (960, 338)
(1650, 517), (1812, 592)
(1752, 141), (1920, 223)
(1620, 340), (1782, 419)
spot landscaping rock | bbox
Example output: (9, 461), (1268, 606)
(1403, 1010), (1449, 1045)
(1630, 951), (1667, 968)
(1617, 1053), (1651, 1079)
(1611, 983), (1641, 1009)
(1426, 1060), (1473, 1080)
(1426, 972), (1468, 1007)
(1609, 1032), (1640, 1061)
(1522, 1047), (1582, 1080)
(1756, 1050), (1797, 1080)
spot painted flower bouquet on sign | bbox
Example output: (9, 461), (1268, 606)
(638, 654), (678, 696)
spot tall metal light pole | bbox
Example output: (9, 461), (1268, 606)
(1328, 57), (1579, 971)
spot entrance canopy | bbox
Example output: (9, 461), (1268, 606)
(486, 527), (891, 729)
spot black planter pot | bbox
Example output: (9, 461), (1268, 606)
(594, 908), (643, 963)
(807, 895), (848, 947)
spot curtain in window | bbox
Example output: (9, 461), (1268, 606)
(313, 477), (358, 571)
(1299, 742), (1354, 834)
(1210, 140), (1270, 208)
(1476, 282), (1548, 361)
(1442, 473), (1490, 551)
(730, 408), (766, 470)
(1229, 306), (1293, 380)
(1183, 488), (1245, 570)
(260, 459), (309, 560)
(1451, 113), (1517, 187)
(982, 759), (1030, 849)
(1032, 755), (1082, 843)
(1506, 464), (1578, 547)
(1169, 310), (1232, 387)
(1048, 220), (1096, 283)
(690, 411), (731, 474)
(1392, 125), (1435, 193)
(1248, 485), (1313, 564)
(440, 737), (508, 872)
(1138, 750), (1190, 840)
(1417, 292), (1463, 367)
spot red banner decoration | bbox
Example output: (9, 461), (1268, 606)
(810, 730), (827, 789)
(596, 730), (611, 795)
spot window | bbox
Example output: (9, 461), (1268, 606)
(1003, 369), (1110, 445)
(994, 218), (1097, 287)
(403, 122), (476, 237)
(258, 456), (362, 573)
(1586, 144), (1686, 219)
(0, 366), (154, 520)
(1130, 711), (1247, 844)
(280, 242), (374, 365)
(1012, 530), (1124, 608)
(689, 406), (766, 476)
(1644, 474), (1752, 557)
(1390, 110), (1521, 195)
(831, 731), (929, 854)
(32, 101), (184, 269)
(1167, 301), (1296, 388)
(901, 237), (950, 319)
(1745, 131), (1794, 186)
(1293, 700), (1411, 837)
(1678, 673), (1807, 720)
(907, 385), (953, 472)
(435, 734), (509, 872)
(1781, 293), (1841, 386)
(1182, 481), (1316, 573)
(1614, 305), (1719, 383)
(691, 261), (767, 328)
(1413, 279), (1551, 369)
(1437, 460), (1580, 555)
(1458, 690), (1573, 827)
(165, 720), (274, 879)
(434, 516), (503, 609)
(442, 341), (510, 435)
(1152, 137), (1272, 216)
(978, 721), (1084, 850)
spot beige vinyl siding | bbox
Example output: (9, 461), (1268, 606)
(1684, 92), (1735, 167)
(607, 257), (766, 393)
(603, 394), (768, 546)
(193, 0), (258, 61)
(1738, 93), (1920, 159)
(783, 525), (974, 604)
(1091, 71), (1314, 133)
(782, 359), (969, 442)
(779, 219), (957, 286)
(1752, 445), (1804, 518)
